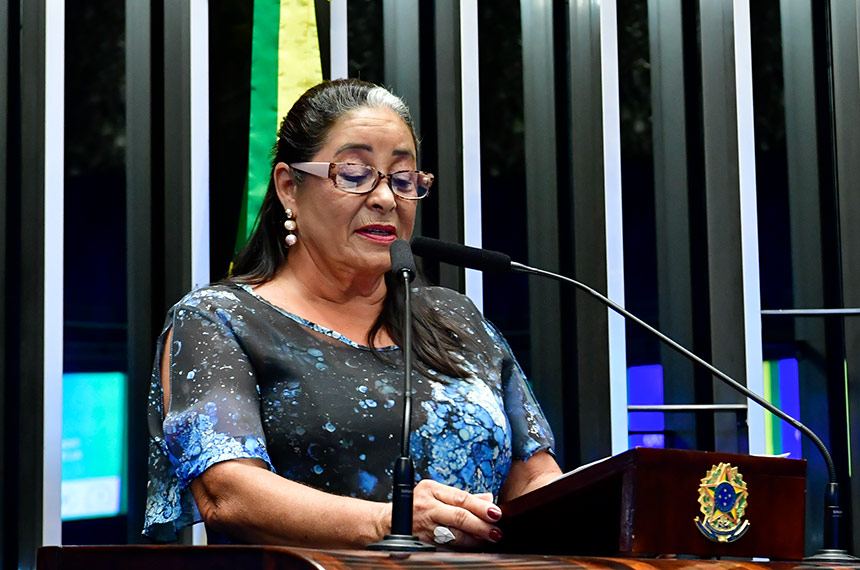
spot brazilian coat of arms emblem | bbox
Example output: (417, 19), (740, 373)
(694, 462), (750, 543)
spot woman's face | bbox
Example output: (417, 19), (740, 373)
(275, 106), (419, 281)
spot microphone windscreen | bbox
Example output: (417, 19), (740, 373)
(410, 236), (512, 273)
(389, 238), (417, 281)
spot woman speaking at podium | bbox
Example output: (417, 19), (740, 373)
(143, 79), (561, 549)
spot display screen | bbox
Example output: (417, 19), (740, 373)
(61, 372), (127, 521)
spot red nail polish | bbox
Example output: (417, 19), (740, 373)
(489, 528), (503, 542)
(487, 506), (502, 521)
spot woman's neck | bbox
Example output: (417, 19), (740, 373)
(252, 257), (392, 346)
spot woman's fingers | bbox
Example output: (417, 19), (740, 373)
(412, 480), (503, 548)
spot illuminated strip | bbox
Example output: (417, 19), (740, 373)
(733, 0), (766, 455)
(762, 362), (777, 455)
(43, 0), (64, 546)
(845, 361), (852, 476)
(778, 359), (801, 458)
(600, 0), (629, 455)
(330, 0), (348, 79)
(190, 1), (210, 541)
(191, 0), (210, 287)
(460, 0), (483, 310)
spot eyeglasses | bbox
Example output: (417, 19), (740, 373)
(289, 162), (434, 200)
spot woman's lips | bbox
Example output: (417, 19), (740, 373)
(356, 225), (397, 243)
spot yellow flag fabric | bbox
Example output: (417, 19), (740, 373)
(235, 0), (323, 254)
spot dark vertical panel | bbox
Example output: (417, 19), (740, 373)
(521, 0), (565, 467)
(347, 0), (384, 84)
(829, 0), (860, 554)
(648, 0), (697, 449)
(433, 0), (464, 292)
(208, 3), (251, 280)
(565, 0), (613, 464)
(162, 0), (193, 304)
(383, 0), (422, 237)
(17, 0), (47, 566)
(698, 0), (748, 453)
(158, 0), (194, 543)
(125, 0), (153, 544)
(1, 0), (11, 563)
(314, 0), (330, 81)
(383, 0), (421, 134)
(780, 0), (830, 554)
(680, 0), (717, 451)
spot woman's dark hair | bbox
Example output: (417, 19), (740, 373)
(229, 79), (477, 378)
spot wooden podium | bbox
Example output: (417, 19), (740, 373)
(497, 447), (806, 559)
(37, 545), (821, 570)
(38, 448), (810, 569)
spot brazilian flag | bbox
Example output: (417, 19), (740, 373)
(235, 0), (323, 252)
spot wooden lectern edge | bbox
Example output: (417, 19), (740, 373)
(37, 545), (848, 570)
(499, 447), (637, 519)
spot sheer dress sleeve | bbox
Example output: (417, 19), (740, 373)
(143, 287), (273, 541)
(481, 317), (555, 461)
(418, 287), (555, 464)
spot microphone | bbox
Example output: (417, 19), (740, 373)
(411, 236), (511, 273)
(368, 240), (434, 552)
(410, 237), (855, 562)
(390, 238), (417, 282)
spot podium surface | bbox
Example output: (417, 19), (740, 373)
(37, 546), (834, 570)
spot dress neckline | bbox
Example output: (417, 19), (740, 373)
(234, 283), (400, 352)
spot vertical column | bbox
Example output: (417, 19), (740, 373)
(9, 0), (63, 566)
(698, 0), (764, 454)
(648, 0), (697, 448)
(383, 0), (421, 134)
(1, 3), (19, 563)
(42, 0), (64, 548)
(0, 0), (9, 557)
(521, 0), (563, 461)
(565, 0), (626, 463)
(330, 0), (348, 80)
(163, 0), (210, 303)
(163, 1), (193, 303)
(125, 0), (153, 544)
(732, 0), (766, 454)
(190, 0), (210, 290)
(433, 0), (464, 292)
(829, 0), (860, 554)
(163, 0), (210, 544)
(459, 0), (482, 308)
(383, 0), (423, 238)
(600, 0), (627, 456)
(780, 0), (830, 554)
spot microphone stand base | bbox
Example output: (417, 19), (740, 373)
(367, 534), (436, 552)
(799, 549), (860, 568)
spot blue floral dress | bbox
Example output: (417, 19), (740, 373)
(143, 283), (555, 542)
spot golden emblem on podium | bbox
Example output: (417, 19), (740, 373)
(695, 462), (750, 543)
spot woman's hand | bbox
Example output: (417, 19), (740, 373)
(410, 479), (503, 549)
(499, 450), (562, 502)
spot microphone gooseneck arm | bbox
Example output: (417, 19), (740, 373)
(512, 261), (848, 556)
(511, 261), (837, 483)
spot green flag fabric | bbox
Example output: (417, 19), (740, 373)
(235, 0), (323, 255)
